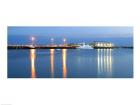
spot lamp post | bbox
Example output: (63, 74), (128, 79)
(63, 38), (67, 46)
(31, 36), (36, 46)
(51, 38), (54, 46)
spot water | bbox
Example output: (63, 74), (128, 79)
(8, 49), (133, 78)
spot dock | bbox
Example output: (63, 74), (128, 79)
(8, 45), (133, 49)
(8, 45), (77, 49)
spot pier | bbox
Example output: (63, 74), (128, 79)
(8, 45), (77, 49)
(8, 37), (133, 50)
(8, 45), (133, 49)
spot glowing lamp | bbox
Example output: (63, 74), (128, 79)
(31, 36), (35, 41)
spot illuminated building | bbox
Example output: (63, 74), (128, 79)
(94, 41), (114, 48)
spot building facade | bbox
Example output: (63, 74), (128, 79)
(93, 42), (114, 48)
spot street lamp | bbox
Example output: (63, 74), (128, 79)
(63, 38), (67, 45)
(51, 38), (54, 45)
(31, 36), (36, 46)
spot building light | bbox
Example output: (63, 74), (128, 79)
(100, 43), (103, 47)
(94, 42), (114, 48)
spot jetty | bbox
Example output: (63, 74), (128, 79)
(8, 45), (77, 49)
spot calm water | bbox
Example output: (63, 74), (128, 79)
(8, 49), (133, 78)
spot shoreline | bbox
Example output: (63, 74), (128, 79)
(7, 45), (133, 49)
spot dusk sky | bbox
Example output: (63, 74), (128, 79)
(8, 26), (133, 46)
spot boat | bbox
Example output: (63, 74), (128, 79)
(29, 45), (35, 48)
(77, 43), (93, 49)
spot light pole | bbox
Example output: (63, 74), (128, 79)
(31, 36), (36, 46)
(63, 38), (67, 46)
(51, 38), (54, 46)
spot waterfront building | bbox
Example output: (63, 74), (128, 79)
(92, 41), (114, 48)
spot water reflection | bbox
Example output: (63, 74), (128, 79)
(62, 49), (67, 78)
(30, 49), (36, 78)
(29, 48), (113, 78)
(97, 49), (113, 77)
(50, 49), (55, 78)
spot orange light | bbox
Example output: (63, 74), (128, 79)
(62, 49), (67, 78)
(50, 49), (55, 77)
(30, 49), (36, 78)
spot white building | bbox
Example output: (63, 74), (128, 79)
(94, 42), (114, 48)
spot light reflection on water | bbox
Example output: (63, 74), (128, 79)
(30, 49), (36, 78)
(8, 48), (133, 78)
(97, 49), (113, 77)
(50, 49), (55, 78)
(62, 49), (67, 78)
(30, 49), (112, 78)
(30, 49), (68, 78)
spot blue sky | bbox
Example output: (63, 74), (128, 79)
(8, 26), (133, 46)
